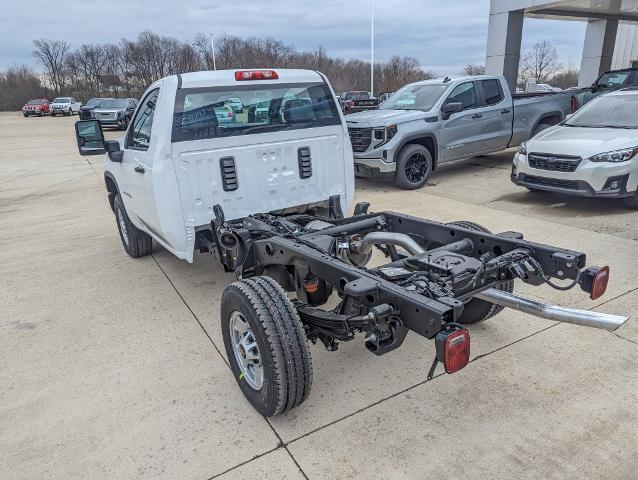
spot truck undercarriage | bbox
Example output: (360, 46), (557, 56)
(198, 196), (627, 416)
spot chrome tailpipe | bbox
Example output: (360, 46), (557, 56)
(476, 288), (629, 331)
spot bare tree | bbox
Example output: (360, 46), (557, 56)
(463, 63), (485, 76)
(550, 69), (579, 90)
(0, 64), (46, 110)
(32, 38), (70, 94)
(520, 41), (562, 84)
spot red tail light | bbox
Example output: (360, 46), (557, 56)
(580, 266), (609, 300)
(435, 326), (470, 374)
(235, 70), (279, 81)
(227, 110), (233, 117)
(571, 95), (579, 112)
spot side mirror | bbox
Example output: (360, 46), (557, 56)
(441, 102), (463, 120)
(591, 83), (598, 92)
(106, 140), (123, 163)
(75, 120), (105, 156)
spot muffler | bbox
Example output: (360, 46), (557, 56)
(476, 288), (629, 331)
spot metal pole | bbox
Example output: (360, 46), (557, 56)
(370, 0), (374, 96)
(210, 33), (217, 71)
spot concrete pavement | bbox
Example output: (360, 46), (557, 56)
(1, 112), (637, 479)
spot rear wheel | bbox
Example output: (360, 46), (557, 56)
(221, 276), (313, 417)
(23, 112), (28, 117)
(447, 221), (514, 324)
(113, 194), (152, 258)
(394, 144), (433, 190)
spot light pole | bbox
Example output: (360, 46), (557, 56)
(210, 33), (217, 71)
(370, 0), (374, 96)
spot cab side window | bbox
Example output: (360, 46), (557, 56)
(481, 79), (504, 105)
(444, 82), (477, 110)
(127, 89), (159, 151)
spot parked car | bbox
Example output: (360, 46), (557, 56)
(92, 98), (138, 129)
(214, 104), (237, 124)
(346, 75), (576, 189)
(575, 67), (638, 108)
(247, 97), (270, 122)
(226, 97), (244, 113)
(79, 98), (110, 120)
(73, 68), (622, 417)
(512, 88), (638, 208)
(50, 97), (82, 116)
(340, 91), (379, 114)
(535, 83), (562, 93)
(22, 99), (50, 117)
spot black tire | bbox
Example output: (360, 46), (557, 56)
(394, 144), (433, 190)
(221, 276), (313, 417)
(51, 112), (56, 117)
(447, 221), (514, 324)
(23, 113), (28, 117)
(112, 194), (152, 258)
(624, 192), (638, 209)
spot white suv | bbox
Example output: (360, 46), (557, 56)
(50, 97), (82, 116)
(512, 88), (638, 208)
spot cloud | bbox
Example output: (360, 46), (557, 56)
(0, 0), (585, 74)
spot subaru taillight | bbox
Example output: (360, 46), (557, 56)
(435, 326), (470, 374)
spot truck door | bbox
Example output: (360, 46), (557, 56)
(439, 81), (485, 161)
(478, 78), (512, 151)
(119, 88), (163, 239)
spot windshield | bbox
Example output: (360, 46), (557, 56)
(564, 94), (638, 128)
(52, 98), (70, 103)
(172, 82), (341, 142)
(344, 92), (370, 100)
(86, 98), (104, 107)
(27, 99), (43, 105)
(380, 83), (449, 111)
(597, 71), (631, 88)
(99, 99), (127, 109)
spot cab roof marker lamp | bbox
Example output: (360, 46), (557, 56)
(235, 70), (279, 81)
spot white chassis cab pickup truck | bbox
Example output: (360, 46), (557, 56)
(75, 69), (627, 417)
(346, 75), (578, 189)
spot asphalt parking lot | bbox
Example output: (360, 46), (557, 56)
(2, 112), (638, 479)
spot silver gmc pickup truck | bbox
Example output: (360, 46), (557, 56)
(347, 75), (577, 189)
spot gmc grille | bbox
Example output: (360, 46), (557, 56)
(528, 153), (581, 172)
(348, 127), (372, 153)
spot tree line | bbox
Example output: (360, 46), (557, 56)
(0, 31), (435, 110)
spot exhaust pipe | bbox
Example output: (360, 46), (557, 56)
(356, 232), (425, 256)
(476, 288), (629, 331)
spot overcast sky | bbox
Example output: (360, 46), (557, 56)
(0, 0), (586, 74)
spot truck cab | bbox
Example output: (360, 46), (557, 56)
(74, 69), (354, 262)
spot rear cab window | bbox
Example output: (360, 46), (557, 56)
(172, 82), (341, 142)
(480, 79), (504, 105)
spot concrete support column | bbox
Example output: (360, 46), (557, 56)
(579, 19), (619, 87)
(485, 10), (525, 92)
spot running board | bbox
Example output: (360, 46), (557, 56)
(476, 288), (629, 332)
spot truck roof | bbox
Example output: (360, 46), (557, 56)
(177, 69), (325, 89)
(412, 75), (501, 86)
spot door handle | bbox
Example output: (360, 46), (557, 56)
(134, 165), (145, 174)
(501, 109), (511, 114)
(472, 113), (483, 119)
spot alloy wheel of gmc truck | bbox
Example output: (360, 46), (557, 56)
(394, 144), (433, 190)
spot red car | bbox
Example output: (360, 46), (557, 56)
(23, 99), (50, 117)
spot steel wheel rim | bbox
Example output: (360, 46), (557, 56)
(229, 311), (264, 390)
(117, 208), (130, 247)
(405, 153), (428, 183)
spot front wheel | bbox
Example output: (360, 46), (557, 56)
(113, 194), (152, 258)
(394, 144), (433, 190)
(221, 276), (313, 417)
(447, 221), (514, 324)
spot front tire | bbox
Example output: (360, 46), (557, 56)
(113, 194), (152, 258)
(221, 276), (313, 417)
(394, 144), (433, 190)
(447, 221), (514, 324)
